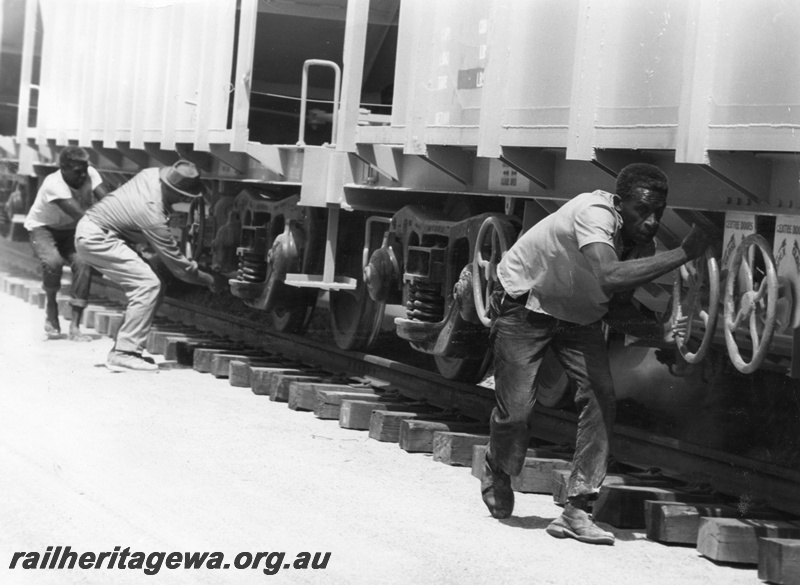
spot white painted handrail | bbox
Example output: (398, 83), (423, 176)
(297, 59), (341, 147)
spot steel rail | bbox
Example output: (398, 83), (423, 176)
(2, 238), (799, 516)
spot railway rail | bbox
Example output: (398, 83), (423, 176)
(2, 236), (799, 523)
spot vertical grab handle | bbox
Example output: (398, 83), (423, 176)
(363, 216), (392, 269)
(297, 59), (341, 147)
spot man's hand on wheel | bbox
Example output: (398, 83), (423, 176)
(199, 270), (228, 294)
(680, 224), (714, 261)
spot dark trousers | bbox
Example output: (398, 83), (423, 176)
(28, 226), (91, 308)
(488, 292), (615, 499)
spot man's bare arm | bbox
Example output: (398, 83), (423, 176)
(582, 225), (711, 295)
(93, 183), (110, 200)
(52, 197), (85, 222)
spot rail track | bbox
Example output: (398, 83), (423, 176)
(2, 236), (799, 521)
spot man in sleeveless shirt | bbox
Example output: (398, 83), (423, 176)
(24, 146), (109, 340)
(480, 163), (712, 545)
(75, 160), (220, 372)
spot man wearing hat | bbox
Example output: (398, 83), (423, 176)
(75, 160), (220, 372)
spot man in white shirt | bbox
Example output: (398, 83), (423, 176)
(480, 163), (711, 545)
(24, 146), (109, 340)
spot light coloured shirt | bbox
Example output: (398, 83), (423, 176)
(24, 166), (102, 230)
(497, 190), (654, 325)
(83, 168), (205, 285)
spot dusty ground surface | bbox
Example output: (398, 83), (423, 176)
(0, 289), (764, 585)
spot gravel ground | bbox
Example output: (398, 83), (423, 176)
(0, 288), (764, 585)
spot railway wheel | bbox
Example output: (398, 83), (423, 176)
(472, 216), (517, 327)
(672, 248), (720, 364)
(244, 216), (319, 334)
(329, 218), (386, 351)
(534, 350), (573, 409)
(268, 217), (322, 334)
(0, 205), (9, 238)
(434, 353), (492, 383)
(723, 234), (779, 374)
(534, 323), (620, 408)
(435, 264), (492, 382)
(329, 277), (385, 351)
(182, 196), (206, 262)
(266, 291), (317, 333)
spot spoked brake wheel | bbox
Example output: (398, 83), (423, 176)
(672, 248), (720, 364)
(723, 234), (778, 374)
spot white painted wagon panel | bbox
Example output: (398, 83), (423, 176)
(708, 0), (800, 151)
(380, 0), (799, 158)
(33, 0), (237, 149)
(504, 1), (578, 131)
(591, 1), (687, 138)
(396, 0), (491, 148)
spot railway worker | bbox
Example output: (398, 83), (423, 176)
(480, 163), (711, 545)
(23, 146), (109, 341)
(75, 160), (221, 372)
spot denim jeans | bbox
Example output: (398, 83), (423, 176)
(28, 226), (91, 307)
(488, 291), (616, 499)
(75, 218), (163, 354)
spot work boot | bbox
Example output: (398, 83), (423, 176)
(44, 317), (61, 338)
(69, 308), (90, 341)
(546, 499), (615, 545)
(106, 350), (159, 372)
(480, 452), (514, 519)
(68, 327), (92, 342)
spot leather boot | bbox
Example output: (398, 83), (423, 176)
(480, 452), (514, 519)
(546, 496), (615, 545)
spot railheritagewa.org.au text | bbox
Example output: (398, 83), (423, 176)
(9, 546), (331, 576)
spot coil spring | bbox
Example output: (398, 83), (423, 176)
(406, 282), (444, 322)
(237, 251), (267, 283)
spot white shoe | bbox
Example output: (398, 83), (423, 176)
(107, 350), (159, 372)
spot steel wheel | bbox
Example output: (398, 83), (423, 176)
(434, 353), (492, 383)
(183, 197), (206, 262)
(330, 282), (385, 351)
(472, 216), (517, 327)
(723, 234), (778, 374)
(246, 213), (323, 334)
(672, 248), (720, 364)
(534, 350), (573, 408)
(269, 213), (324, 334)
(267, 290), (318, 333)
(434, 264), (492, 382)
(329, 216), (386, 351)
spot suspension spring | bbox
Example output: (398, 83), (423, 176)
(406, 282), (445, 322)
(237, 251), (267, 283)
